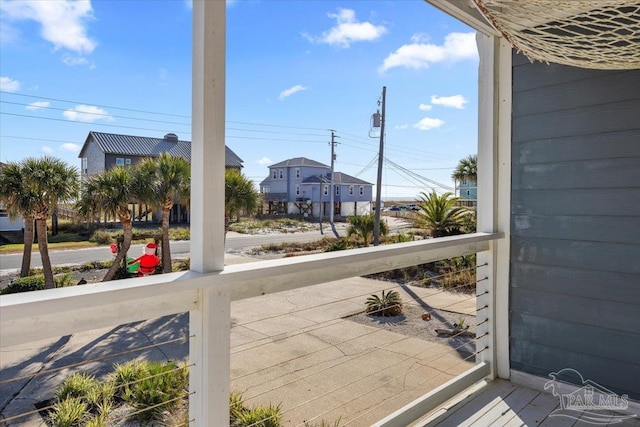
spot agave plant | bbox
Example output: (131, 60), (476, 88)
(365, 290), (403, 317)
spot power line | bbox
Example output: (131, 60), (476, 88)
(1, 112), (182, 134)
(1, 100), (191, 127)
(1, 90), (330, 132)
(0, 90), (191, 118)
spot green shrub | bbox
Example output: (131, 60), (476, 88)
(365, 290), (403, 317)
(323, 239), (348, 252)
(168, 227), (190, 240)
(230, 391), (247, 425)
(89, 229), (113, 245)
(233, 403), (282, 427)
(55, 273), (75, 287)
(110, 360), (145, 401)
(80, 260), (113, 271)
(129, 360), (189, 422)
(56, 373), (99, 402)
(0, 276), (45, 294)
(48, 397), (88, 427)
(172, 258), (190, 272)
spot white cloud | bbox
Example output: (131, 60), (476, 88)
(413, 117), (445, 131)
(0, 76), (21, 92)
(257, 157), (272, 166)
(431, 94), (468, 109)
(411, 33), (430, 44)
(41, 146), (53, 154)
(0, 0), (96, 54)
(304, 8), (387, 48)
(379, 32), (477, 72)
(62, 54), (89, 66)
(395, 124), (409, 130)
(418, 104), (432, 111)
(61, 143), (81, 152)
(63, 104), (113, 123)
(26, 101), (50, 110)
(278, 85), (308, 100)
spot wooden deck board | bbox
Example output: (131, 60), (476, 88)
(425, 380), (639, 427)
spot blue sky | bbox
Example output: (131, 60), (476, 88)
(0, 0), (478, 199)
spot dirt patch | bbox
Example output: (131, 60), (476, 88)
(345, 303), (476, 356)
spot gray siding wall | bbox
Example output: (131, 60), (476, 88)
(510, 52), (640, 399)
(82, 140), (106, 179)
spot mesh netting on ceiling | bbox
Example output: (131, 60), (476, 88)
(472, 0), (640, 70)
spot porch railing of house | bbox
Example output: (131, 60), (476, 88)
(1, 231), (501, 426)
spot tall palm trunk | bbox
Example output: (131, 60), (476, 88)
(20, 216), (35, 277)
(161, 199), (173, 273)
(103, 212), (133, 282)
(35, 215), (55, 289)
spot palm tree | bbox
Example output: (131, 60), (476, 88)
(21, 157), (78, 288)
(134, 153), (190, 273)
(452, 154), (477, 195)
(225, 169), (259, 233)
(347, 213), (388, 246)
(0, 162), (37, 277)
(414, 191), (468, 238)
(77, 167), (136, 281)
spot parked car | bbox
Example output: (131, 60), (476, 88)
(403, 204), (420, 211)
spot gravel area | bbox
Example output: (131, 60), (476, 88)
(345, 302), (476, 356)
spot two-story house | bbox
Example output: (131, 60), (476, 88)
(458, 179), (477, 207)
(259, 157), (373, 219)
(78, 131), (243, 222)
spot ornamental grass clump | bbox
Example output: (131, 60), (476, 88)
(365, 289), (403, 317)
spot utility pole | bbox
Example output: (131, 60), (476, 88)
(329, 130), (339, 238)
(373, 86), (386, 246)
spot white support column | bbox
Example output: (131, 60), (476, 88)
(476, 33), (512, 381)
(495, 37), (512, 380)
(190, 1), (230, 426)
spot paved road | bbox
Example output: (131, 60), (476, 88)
(0, 218), (410, 274)
(0, 228), (341, 273)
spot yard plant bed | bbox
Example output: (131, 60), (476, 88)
(345, 304), (476, 357)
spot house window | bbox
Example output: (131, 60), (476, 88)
(336, 186), (339, 196)
(467, 190), (470, 196)
(82, 158), (87, 173)
(349, 186), (354, 195)
(272, 170), (277, 179)
(359, 186), (364, 196)
(296, 185), (300, 196)
(0, 209), (8, 218)
(296, 168), (300, 179)
(116, 158), (124, 166)
(279, 169), (284, 179)
(323, 185), (328, 195)
(261, 186), (269, 194)
(125, 158), (132, 165)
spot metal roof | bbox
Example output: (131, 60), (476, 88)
(80, 131), (243, 168)
(302, 172), (372, 186)
(269, 157), (329, 169)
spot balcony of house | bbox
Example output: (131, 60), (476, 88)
(262, 193), (288, 202)
(1, 232), (502, 426)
